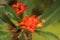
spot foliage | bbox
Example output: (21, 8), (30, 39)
(0, 0), (60, 40)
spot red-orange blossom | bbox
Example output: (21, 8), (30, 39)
(19, 15), (45, 32)
(12, 2), (26, 15)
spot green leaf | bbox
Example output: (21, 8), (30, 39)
(4, 4), (20, 22)
(0, 31), (11, 40)
(0, 8), (17, 28)
(39, 0), (60, 28)
(0, 19), (8, 29)
(41, 31), (59, 40)
(41, 7), (60, 28)
(33, 31), (59, 40)
(0, 19), (10, 33)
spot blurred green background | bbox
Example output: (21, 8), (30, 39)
(0, 0), (60, 40)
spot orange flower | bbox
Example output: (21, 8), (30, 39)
(18, 15), (45, 32)
(12, 2), (26, 15)
(19, 15), (39, 32)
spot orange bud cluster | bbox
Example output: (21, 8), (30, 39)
(19, 15), (45, 32)
(12, 2), (26, 15)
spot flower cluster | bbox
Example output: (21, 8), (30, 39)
(12, 2), (26, 15)
(11, 2), (45, 33)
(19, 15), (45, 32)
